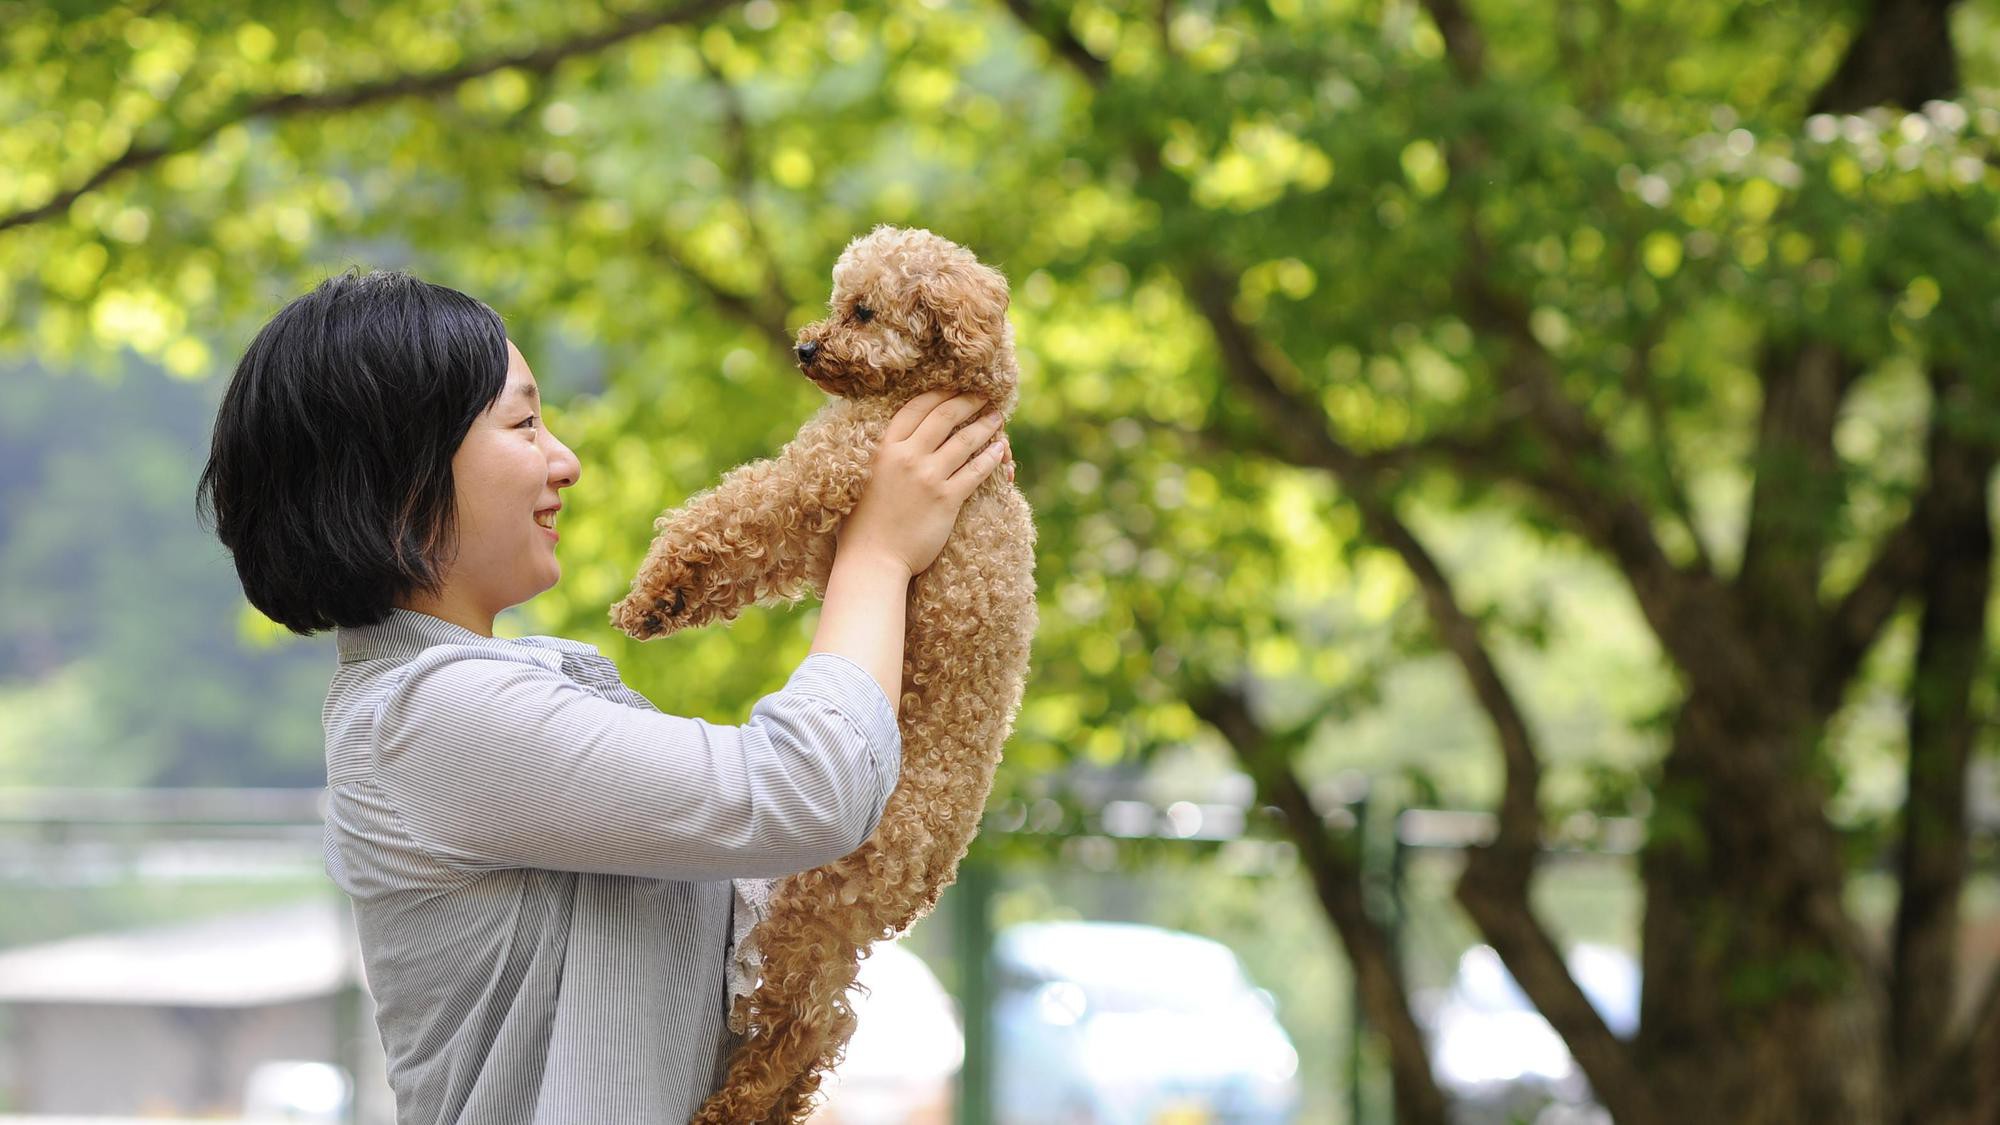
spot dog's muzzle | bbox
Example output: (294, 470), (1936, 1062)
(795, 340), (819, 364)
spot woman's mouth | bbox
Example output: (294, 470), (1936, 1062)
(534, 508), (559, 542)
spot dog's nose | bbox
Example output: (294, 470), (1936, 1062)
(795, 340), (818, 364)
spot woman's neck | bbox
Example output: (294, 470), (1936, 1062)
(394, 589), (495, 637)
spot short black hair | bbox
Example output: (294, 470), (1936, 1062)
(196, 268), (509, 635)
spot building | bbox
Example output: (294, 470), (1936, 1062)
(0, 898), (392, 1123)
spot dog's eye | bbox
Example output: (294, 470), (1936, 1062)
(853, 305), (874, 323)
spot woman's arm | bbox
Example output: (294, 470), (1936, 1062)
(367, 645), (901, 881)
(808, 551), (911, 716)
(807, 389), (1010, 712)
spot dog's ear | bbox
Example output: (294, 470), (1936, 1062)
(920, 258), (1010, 372)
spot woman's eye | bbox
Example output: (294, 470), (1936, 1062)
(854, 305), (874, 323)
(517, 415), (539, 430)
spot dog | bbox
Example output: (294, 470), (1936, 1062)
(611, 225), (1038, 1124)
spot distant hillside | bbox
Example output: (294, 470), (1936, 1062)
(0, 357), (333, 786)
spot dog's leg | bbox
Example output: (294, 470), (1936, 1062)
(693, 857), (878, 1125)
(610, 414), (874, 639)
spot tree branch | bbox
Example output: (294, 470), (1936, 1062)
(1185, 262), (1667, 1125)
(698, 51), (795, 321)
(1384, 0), (1742, 687)
(1414, 0), (1487, 82)
(1807, 0), (1975, 714)
(1454, 867), (1665, 1125)
(1620, 318), (1716, 575)
(1812, 367), (1991, 716)
(1353, 420), (1528, 478)
(1815, 500), (1928, 711)
(1188, 683), (1450, 1125)
(1186, 266), (1540, 845)
(1008, 0), (1708, 664)
(1453, 269), (1759, 703)
(997, 0), (1108, 84)
(521, 168), (795, 353)
(0, 0), (733, 234)
(1734, 340), (1853, 670)
(1396, 0), (1754, 700)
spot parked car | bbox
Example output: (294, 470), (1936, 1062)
(992, 921), (1301, 1125)
(1418, 942), (1639, 1124)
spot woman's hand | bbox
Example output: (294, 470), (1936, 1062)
(838, 390), (1012, 578)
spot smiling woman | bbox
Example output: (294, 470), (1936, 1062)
(192, 264), (1010, 1123)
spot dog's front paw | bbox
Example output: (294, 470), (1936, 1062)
(611, 584), (693, 639)
(645, 586), (691, 635)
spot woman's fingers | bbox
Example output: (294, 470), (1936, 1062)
(946, 431), (1010, 491)
(940, 409), (1005, 471)
(909, 392), (990, 453)
(884, 389), (956, 444)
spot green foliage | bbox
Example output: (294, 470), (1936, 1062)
(2, 0), (1992, 824)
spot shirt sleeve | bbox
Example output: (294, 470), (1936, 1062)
(369, 647), (902, 881)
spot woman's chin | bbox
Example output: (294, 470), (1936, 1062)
(517, 566), (560, 604)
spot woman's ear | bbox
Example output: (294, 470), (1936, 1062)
(922, 259), (1010, 373)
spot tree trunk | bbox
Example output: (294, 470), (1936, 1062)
(1891, 373), (1999, 1122)
(1809, 0), (1963, 115)
(1636, 695), (1889, 1121)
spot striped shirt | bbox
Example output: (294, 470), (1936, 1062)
(321, 608), (901, 1124)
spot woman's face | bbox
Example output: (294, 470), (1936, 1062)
(438, 339), (581, 617)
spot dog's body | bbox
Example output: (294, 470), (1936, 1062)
(611, 227), (1037, 1124)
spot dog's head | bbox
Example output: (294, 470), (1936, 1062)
(793, 225), (1014, 405)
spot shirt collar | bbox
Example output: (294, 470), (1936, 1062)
(335, 607), (604, 665)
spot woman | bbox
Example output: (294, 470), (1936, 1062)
(195, 268), (1012, 1122)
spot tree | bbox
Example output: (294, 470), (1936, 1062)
(3, 0), (1995, 1120)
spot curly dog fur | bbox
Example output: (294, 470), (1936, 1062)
(610, 226), (1037, 1124)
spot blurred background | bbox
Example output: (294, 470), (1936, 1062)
(1, 0), (1997, 1122)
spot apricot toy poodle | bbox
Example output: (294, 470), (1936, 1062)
(611, 225), (1038, 1124)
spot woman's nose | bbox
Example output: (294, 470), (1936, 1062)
(550, 437), (581, 488)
